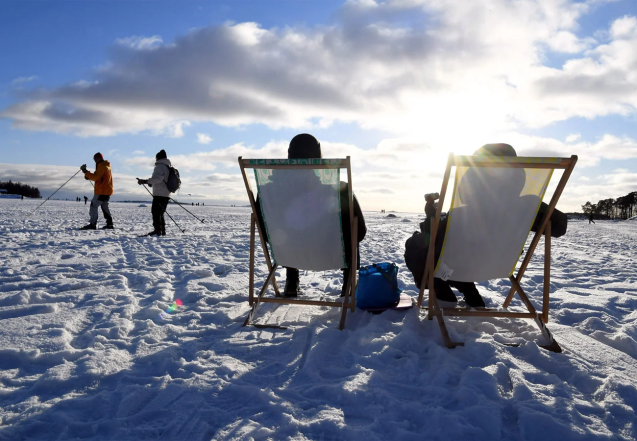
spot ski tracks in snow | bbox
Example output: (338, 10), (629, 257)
(0, 201), (636, 440)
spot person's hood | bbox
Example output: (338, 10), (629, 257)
(98, 160), (111, 168)
(156, 158), (172, 167)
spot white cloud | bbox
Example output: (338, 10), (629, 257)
(169, 121), (190, 138)
(10, 76), (37, 86)
(197, 133), (212, 144)
(610, 15), (637, 39)
(566, 133), (581, 143)
(132, 150), (145, 155)
(2, 1), (634, 146)
(562, 168), (637, 209)
(115, 35), (164, 50)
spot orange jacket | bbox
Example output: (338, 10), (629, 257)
(85, 160), (114, 196)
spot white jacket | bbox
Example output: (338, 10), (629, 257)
(147, 158), (172, 197)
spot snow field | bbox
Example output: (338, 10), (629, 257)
(0, 199), (636, 440)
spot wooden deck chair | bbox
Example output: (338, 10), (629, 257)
(417, 154), (578, 352)
(238, 157), (358, 330)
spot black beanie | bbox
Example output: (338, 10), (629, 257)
(474, 143), (517, 157)
(156, 149), (167, 160)
(93, 152), (104, 161)
(288, 134), (322, 159)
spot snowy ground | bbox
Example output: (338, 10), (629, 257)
(0, 198), (636, 440)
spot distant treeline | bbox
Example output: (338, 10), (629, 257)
(581, 191), (637, 220)
(0, 180), (41, 198)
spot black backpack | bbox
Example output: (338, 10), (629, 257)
(164, 165), (181, 193)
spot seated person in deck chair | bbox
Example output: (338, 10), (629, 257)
(417, 143), (568, 307)
(255, 133), (367, 298)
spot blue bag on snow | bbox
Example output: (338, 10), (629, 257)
(356, 262), (401, 309)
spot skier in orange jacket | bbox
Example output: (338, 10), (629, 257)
(80, 152), (114, 230)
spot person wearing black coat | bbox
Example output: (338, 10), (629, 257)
(255, 134), (367, 297)
(408, 143), (568, 307)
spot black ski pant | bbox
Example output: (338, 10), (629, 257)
(152, 196), (169, 234)
(434, 278), (482, 302)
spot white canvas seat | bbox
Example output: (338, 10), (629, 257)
(418, 154), (578, 351)
(239, 157), (358, 330)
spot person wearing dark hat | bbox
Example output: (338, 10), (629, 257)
(80, 152), (114, 230)
(255, 134), (367, 297)
(137, 149), (171, 236)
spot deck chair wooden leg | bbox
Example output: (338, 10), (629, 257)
(542, 222), (551, 323)
(249, 214), (256, 306)
(534, 315), (562, 353)
(350, 217), (358, 314)
(339, 282), (351, 330)
(435, 310), (464, 349)
(427, 268), (463, 348)
(340, 217), (358, 330)
(426, 269), (434, 321)
(509, 277), (561, 352)
(429, 286), (464, 348)
(349, 267), (356, 313)
(243, 264), (278, 327)
(509, 276), (537, 315)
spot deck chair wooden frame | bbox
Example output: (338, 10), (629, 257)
(238, 156), (358, 330)
(417, 153), (578, 352)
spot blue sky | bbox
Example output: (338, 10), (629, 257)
(1, 0), (637, 211)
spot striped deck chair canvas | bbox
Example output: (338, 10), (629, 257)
(238, 157), (358, 330)
(417, 154), (578, 352)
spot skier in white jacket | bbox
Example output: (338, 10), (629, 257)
(137, 149), (172, 236)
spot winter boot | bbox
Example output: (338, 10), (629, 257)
(101, 224), (114, 230)
(80, 224), (97, 230)
(283, 268), (300, 297)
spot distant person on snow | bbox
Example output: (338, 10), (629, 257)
(80, 152), (114, 230)
(137, 149), (171, 237)
(589, 213), (595, 224)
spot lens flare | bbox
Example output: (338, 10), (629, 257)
(158, 299), (183, 319)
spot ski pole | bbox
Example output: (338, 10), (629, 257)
(29, 168), (83, 216)
(168, 197), (205, 223)
(141, 184), (185, 233)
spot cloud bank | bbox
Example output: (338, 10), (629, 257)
(3, 0), (637, 147)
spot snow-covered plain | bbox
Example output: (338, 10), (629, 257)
(0, 198), (636, 440)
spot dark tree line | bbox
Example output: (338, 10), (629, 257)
(582, 191), (637, 220)
(0, 180), (41, 198)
